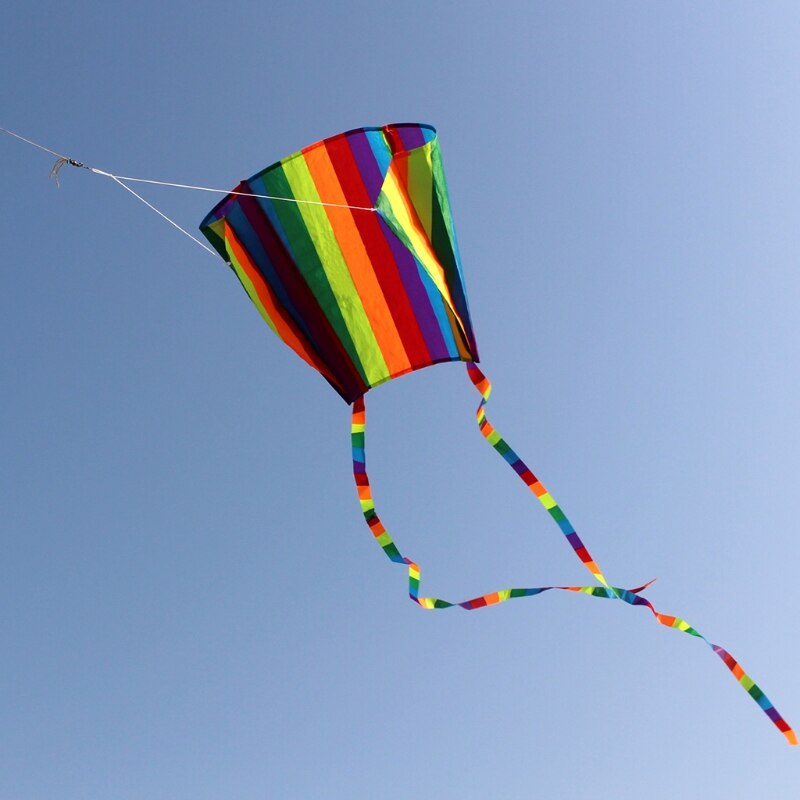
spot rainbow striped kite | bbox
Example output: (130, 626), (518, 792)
(199, 123), (795, 744)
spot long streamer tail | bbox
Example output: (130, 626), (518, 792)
(349, 366), (795, 744)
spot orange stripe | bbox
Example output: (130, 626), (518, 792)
(301, 147), (412, 376)
(225, 223), (335, 383)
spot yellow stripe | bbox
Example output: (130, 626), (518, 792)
(539, 493), (557, 510)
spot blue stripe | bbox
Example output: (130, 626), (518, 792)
(366, 130), (392, 179)
(415, 260), (459, 359)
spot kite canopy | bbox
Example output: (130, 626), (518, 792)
(199, 123), (478, 403)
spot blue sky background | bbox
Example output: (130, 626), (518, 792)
(2, 2), (799, 797)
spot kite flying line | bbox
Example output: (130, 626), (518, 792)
(0, 126), (376, 258)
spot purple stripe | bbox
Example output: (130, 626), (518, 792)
(394, 124), (426, 152)
(566, 532), (584, 549)
(346, 131), (385, 202)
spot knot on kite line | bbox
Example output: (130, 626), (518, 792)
(49, 156), (88, 187)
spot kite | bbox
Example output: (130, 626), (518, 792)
(197, 123), (794, 744)
(1, 122), (793, 743)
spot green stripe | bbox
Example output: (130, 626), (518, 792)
(430, 141), (473, 336)
(430, 141), (460, 268)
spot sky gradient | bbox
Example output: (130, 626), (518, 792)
(2, 2), (799, 797)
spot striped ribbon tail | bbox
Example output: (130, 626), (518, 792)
(351, 398), (652, 612)
(465, 362), (796, 745)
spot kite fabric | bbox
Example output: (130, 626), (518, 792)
(199, 123), (795, 744)
(200, 123), (477, 403)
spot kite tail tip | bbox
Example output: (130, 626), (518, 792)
(784, 727), (798, 746)
(634, 577), (658, 593)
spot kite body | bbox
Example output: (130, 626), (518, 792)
(200, 123), (477, 402)
(199, 124), (795, 745)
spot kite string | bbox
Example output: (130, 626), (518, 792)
(0, 126), (81, 163)
(103, 173), (218, 257)
(1, 126), (377, 212)
(88, 168), (377, 212)
(0, 125), (376, 257)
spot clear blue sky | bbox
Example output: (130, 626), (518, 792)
(2, 2), (799, 797)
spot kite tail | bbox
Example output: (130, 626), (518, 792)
(465, 362), (796, 745)
(351, 397), (650, 612)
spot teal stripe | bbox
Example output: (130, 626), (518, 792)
(366, 130), (392, 177)
(416, 260), (459, 358)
